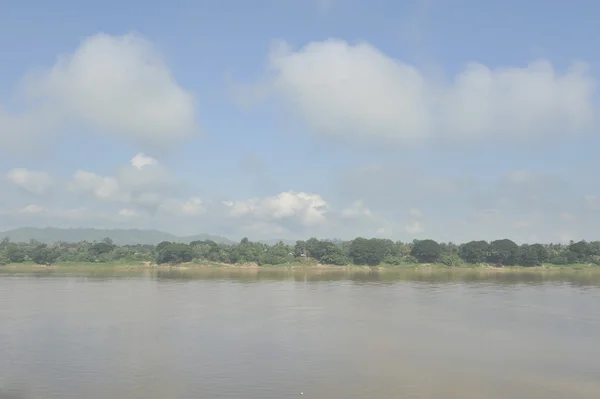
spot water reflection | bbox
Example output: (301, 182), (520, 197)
(3, 267), (600, 286)
(156, 268), (600, 286)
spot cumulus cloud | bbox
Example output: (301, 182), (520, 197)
(340, 200), (372, 219)
(160, 197), (205, 217)
(223, 191), (329, 227)
(130, 153), (158, 169)
(69, 171), (122, 201)
(1, 33), (197, 150)
(17, 204), (47, 214)
(179, 197), (205, 216)
(0, 175), (594, 243)
(1, 156), (596, 243)
(68, 153), (177, 209)
(243, 39), (596, 143)
(6, 168), (54, 194)
(117, 208), (140, 218)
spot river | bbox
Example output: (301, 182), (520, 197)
(0, 269), (599, 398)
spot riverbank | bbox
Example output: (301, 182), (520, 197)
(2, 260), (600, 273)
(3, 262), (600, 285)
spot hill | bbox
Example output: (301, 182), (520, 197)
(0, 227), (235, 246)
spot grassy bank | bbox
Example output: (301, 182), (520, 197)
(2, 260), (600, 272)
(3, 261), (600, 285)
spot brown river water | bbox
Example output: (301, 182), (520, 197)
(0, 269), (599, 398)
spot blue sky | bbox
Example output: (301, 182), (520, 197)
(1, 0), (600, 243)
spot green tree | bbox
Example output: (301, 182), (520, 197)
(548, 254), (568, 265)
(5, 244), (26, 263)
(349, 238), (391, 266)
(101, 237), (115, 247)
(31, 245), (59, 265)
(156, 243), (195, 264)
(294, 240), (308, 257)
(411, 239), (442, 263)
(488, 239), (519, 265)
(0, 252), (9, 266)
(156, 241), (172, 253)
(230, 238), (263, 263)
(320, 244), (350, 265)
(440, 253), (463, 267)
(518, 244), (544, 267)
(189, 240), (216, 259)
(529, 243), (549, 264)
(259, 242), (293, 265)
(89, 242), (114, 258)
(566, 240), (589, 263)
(440, 242), (459, 256)
(304, 238), (331, 261)
(458, 241), (489, 264)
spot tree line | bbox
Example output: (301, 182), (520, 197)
(1, 235), (600, 267)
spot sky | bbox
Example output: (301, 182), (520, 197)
(1, 0), (600, 243)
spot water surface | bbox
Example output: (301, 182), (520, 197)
(1, 270), (599, 398)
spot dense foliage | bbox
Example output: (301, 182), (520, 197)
(2, 235), (600, 267)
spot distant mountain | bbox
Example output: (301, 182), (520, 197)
(181, 233), (237, 245)
(0, 227), (235, 246)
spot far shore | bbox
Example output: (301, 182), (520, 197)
(2, 261), (600, 274)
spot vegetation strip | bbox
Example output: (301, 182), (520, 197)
(1, 236), (599, 269)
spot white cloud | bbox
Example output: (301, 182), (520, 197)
(117, 208), (140, 218)
(179, 197), (204, 216)
(116, 153), (172, 193)
(340, 200), (372, 219)
(6, 168), (54, 194)
(161, 197), (205, 217)
(130, 153), (158, 169)
(68, 153), (176, 208)
(405, 220), (424, 234)
(247, 39), (595, 143)
(405, 207), (424, 234)
(1, 33), (197, 150)
(18, 204), (47, 214)
(1, 156), (597, 243)
(224, 191), (329, 226)
(69, 171), (123, 202)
